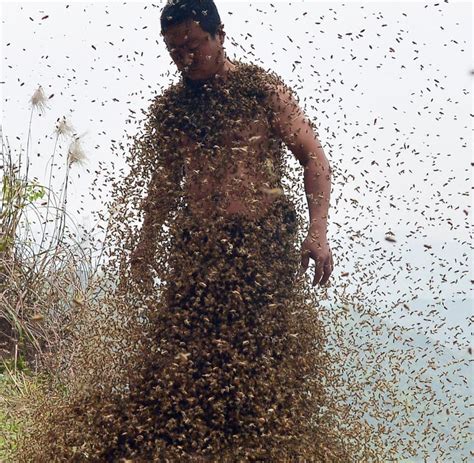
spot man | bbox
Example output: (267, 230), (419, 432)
(120, 0), (346, 460)
(130, 0), (334, 288)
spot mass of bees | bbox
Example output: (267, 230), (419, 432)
(11, 0), (471, 461)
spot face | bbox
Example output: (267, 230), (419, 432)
(162, 19), (226, 81)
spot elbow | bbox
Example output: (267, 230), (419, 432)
(301, 152), (330, 171)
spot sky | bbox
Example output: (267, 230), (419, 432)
(1, 0), (472, 350)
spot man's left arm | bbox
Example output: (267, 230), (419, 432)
(265, 81), (334, 286)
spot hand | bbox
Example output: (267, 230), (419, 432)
(299, 231), (334, 286)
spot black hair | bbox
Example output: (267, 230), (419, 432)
(160, 0), (222, 38)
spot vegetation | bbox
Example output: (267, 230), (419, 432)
(0, 86), (104, 461)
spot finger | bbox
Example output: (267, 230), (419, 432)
(320, 260), (332, 285)
(301, 248), (311, 271)
(312, 260), (323, 286)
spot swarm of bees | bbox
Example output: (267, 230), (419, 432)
(13, 7), (471, 463)
(14, 59), (368, 462)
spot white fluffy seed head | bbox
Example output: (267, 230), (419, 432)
(55, 116), (75, 138)
(67, 137), (88, 167)
(30, 85), (48, 113)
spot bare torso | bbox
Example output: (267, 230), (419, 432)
(181, 112), (284, 221)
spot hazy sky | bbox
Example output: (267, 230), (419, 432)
(1, 0), (472, 348)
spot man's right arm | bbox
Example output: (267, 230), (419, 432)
(137, 167), (176, 249)
(130, 138), (185, 285)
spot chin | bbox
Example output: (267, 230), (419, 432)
(186, 67), (214, 79)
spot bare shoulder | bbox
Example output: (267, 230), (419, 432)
(260, 71), (301, 113)
(147, 86), (177, 120)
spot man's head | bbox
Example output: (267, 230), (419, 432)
(160, 0), (227, 81)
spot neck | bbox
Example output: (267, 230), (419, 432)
(215, 58), (235, 82)
(183, 58), (236, 87)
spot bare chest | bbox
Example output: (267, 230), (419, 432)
(179, 115), (282, 219)
(182, 116), (273, 179)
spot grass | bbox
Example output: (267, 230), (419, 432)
(0, 358), (62, 462)
(0, 366), (28, 462)
(0, 394), (20, 462)
(0, 86), (98, 462)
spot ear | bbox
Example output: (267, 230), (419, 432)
(217, 23), (226, 44)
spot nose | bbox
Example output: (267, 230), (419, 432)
(178, 52), (195, 70)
